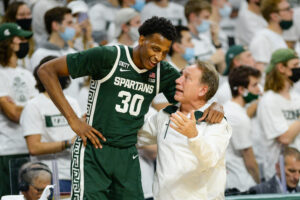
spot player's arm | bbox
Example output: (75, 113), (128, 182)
(38, 56), (105, 148)
(241, 147), (260, 183)
(0, 96), (23, 123)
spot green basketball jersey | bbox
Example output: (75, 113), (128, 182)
(67, 45), (180, 147)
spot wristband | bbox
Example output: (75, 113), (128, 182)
(64, 140), (72, 149)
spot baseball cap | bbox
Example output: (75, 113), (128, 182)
(266, 48), (298, 74)
(0, 23), (33, 41)
(224, 45), (247, 75)
(67, 0), (88, 15)
(114, 8), (139, 38)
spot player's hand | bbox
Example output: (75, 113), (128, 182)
(199, 102), (224, 124)
(69, 118), (106, 148)
(170, 111), (198, 138)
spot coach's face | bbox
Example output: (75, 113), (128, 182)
(138, 33), (172, 70)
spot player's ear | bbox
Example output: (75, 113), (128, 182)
(138, 35), (145, 46)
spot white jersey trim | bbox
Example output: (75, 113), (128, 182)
(156, 62), (160, 95)
(124, 45), (148, 74)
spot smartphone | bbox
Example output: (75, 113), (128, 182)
(78, 12), (88, 23)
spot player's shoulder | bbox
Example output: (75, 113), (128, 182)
(160, 60), (179, 73)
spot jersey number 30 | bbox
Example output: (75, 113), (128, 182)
(115, 91), (144, 116)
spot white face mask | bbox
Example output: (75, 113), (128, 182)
(129, 27), (140, 42)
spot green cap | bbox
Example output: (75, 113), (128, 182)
(224, 45), (246, 75)
(0, 23), (33, 41)
(266, 48), (298, 74)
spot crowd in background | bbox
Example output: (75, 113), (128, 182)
(0, 0), (300, 199)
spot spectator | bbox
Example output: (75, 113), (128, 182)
(235, 0), (267, 46)
(249, 0), (292, 72)
(67, 0), (96, 51)
(140, 0), (186, 26)
(2, 1), (34, 70)
(249, 147), (300, 194)
(30, 6), (82, 100)
(18, 162), (52, 200)
(138, 61), (232, 199)
(225, 66), (261, 192)
(215, 45), (256, 105)
(257, 48), (300, 180)
(108, 8), (141, 46)
(168, 25), (195, 71)
(184, 0), (225, 73)
(20, 56), (81, 194)
(0, 23), (37, 197)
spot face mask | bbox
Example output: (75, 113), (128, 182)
(196, 20), (210, 33)
(16, 18), (32, 30)
(279, 20), (293, 30)
(289, 68), (300, 83)
(129, 27), (140, 42)
(243, 89), (259, 103)
(16, 42), (29, 59)
(219, 4), (232, 18)
(182, 48), (195, 62)
(59, 26), (76, 42)
(132, 0), (145, 12)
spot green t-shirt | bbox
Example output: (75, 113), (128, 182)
(67, 45), (180, 147)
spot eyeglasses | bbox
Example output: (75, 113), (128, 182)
(278, 7), (292, 12)
(30, 184), (45, 193)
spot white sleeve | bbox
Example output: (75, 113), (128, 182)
(230, 115), (252, 150)
(188, 119), (232, 170)
(137, 111), (160, 146)
(20, 101), (44, 137)
(153, 93), (168, 104)
(249, 35), (271, 64)
(257, 99), (288, 140)
(0, 74), (9, 97)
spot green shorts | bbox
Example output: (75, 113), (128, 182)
(71, 137), (144, 200)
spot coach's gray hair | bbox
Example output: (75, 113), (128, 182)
(19, 162), (52, 185)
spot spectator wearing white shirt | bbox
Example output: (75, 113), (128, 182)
(249, 0), (292, 72)
(224, 66), (261, 192)
(235, 0), (267, 46)
(184, 0), (225, 72)
(257, 48), (300, 180)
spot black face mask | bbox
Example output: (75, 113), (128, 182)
(279, 20), (293, 30)
(289, 68), (300, 83)
(16, 18), (32, 31)
(16, 42), (29, 59)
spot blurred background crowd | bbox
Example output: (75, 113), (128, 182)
(0, 0), (300, 199)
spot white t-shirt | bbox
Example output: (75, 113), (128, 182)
(224, 101), (256, 192)
(235, 7), (267, 46)
(140, 2), (186, 26)
(0, 66), (37, 155)
(257, 90), (300, 180)
(215, 80), (231, 105)
(192, 34), (216, 62)
(20, 93), (81, 180)
(249, 29), (288, 64)
(30, 44), (83, 100)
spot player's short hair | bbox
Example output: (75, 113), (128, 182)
(169, 25), (190, 56)
(44, 6), (72, 34)
(138, 16), (176, 42)
(34, 56), (70, 93)
(261, 0), (282, 22)
(197, 61), (219, 101)
(229, 66), (261, 97)
(184, 0), (211, 22)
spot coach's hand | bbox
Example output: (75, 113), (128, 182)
(170, 111), (198, 138)
(70, 118), (106, 148)
(199, 102), (224, 124)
